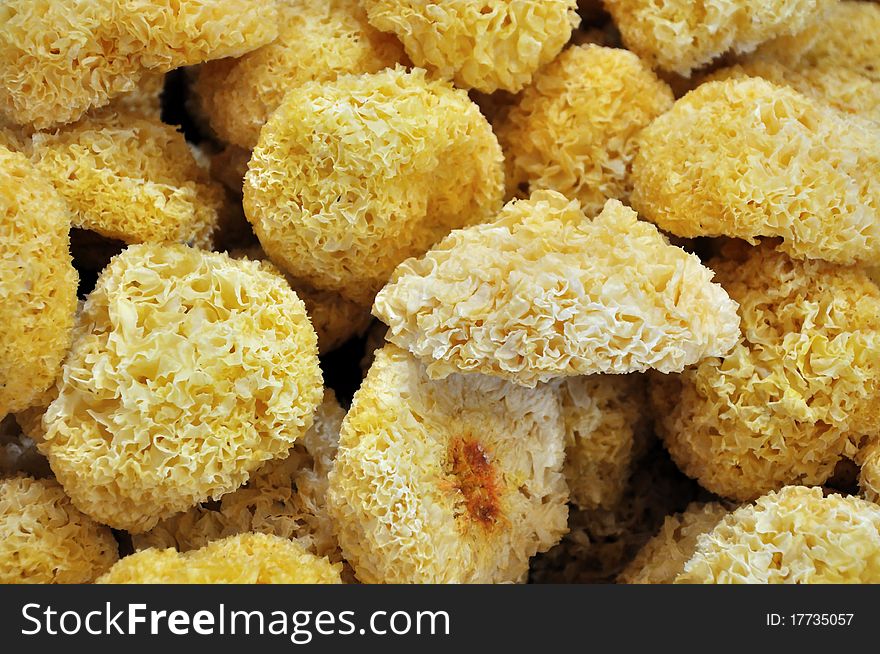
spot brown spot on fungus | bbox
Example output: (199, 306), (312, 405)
(448, 437), (501, 528)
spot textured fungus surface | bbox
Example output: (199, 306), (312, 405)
(618, 502), (730, 584)
(497, 44), (673, 215)
(244, 67), (504, 306)
(631, 78), (880, 265)
(30, 112), (225, 247)
(362, 0), (579, 93)
(134, 390), (344, 561)
(0, 0), (278, 129)
(604, 0), (831, 75)
(560, 375), (652, 511)
(327, 344), (568, 583)
(375, 192), (740, 387)
(678, 487), (880, 583)
(0, 476), (118, 583)
(99, 533), (342, 584)
(40, 245), (323, 532)
(194, 0), (404, 149)
(0, 147), (77, 418)
(653, 243), (880, 501)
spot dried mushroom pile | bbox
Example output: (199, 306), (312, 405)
(2, 0), (880, 585)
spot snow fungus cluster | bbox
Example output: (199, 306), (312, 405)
(2, 0), (879, 586)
